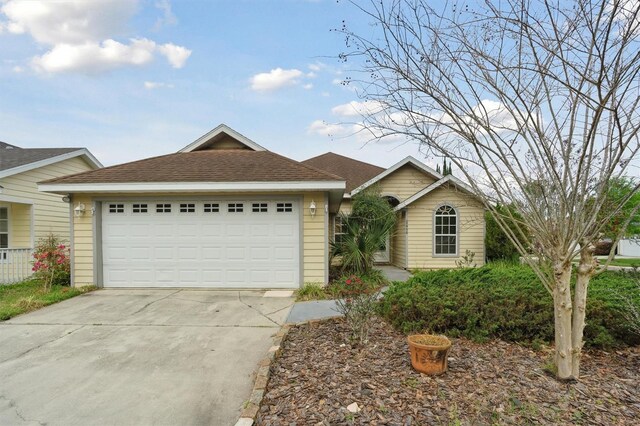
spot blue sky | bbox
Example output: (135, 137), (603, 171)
(0, 0), (431, 168)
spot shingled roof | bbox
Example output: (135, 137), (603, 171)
(0, 142), (80, 173)
(41, 150), (344, 184)
(302, 152), (385, 193)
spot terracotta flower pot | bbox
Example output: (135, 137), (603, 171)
(407, 334), (452, 375)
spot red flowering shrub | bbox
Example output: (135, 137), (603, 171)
(334, 274), (381, 345)
(32, 234), (71, 290)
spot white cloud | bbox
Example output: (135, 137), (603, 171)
(303, 83), (313, 90)
(308, 62), (325, 72)
(249, 68), (304, 92)
(158, 43), (191, 68)
(154, 0), (177, 30)
(12, 65), (23, 73)
(144, 81), (174, 89)
(0, 0), (191, 74)
(308, 120), (352, 137)
(331, 100), (385, 117)
(32, 38), (157, 74)
(1, 0), (138, 45)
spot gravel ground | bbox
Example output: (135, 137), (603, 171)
(257, 318), (640, 425)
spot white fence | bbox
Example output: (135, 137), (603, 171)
(0, 248), (33, 285)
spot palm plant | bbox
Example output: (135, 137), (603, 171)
(331, 190), (397, 275)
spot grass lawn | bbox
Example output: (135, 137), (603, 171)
(608, 258), (640, 267)
(0, 279), (96, 321)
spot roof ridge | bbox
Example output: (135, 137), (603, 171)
(267, 151), (346, 181)
(303, 152), (385, 171)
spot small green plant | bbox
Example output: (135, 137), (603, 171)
(296, 282), (327, 301)
(403, 377), (419, 388)
(334, 275), (380, 345)
(32, 233), (70, 291)
(455, 249), (476, 268)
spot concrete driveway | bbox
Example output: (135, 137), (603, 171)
(0, 289), (294, 426)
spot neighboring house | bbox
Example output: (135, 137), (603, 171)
(38, 124), (484, 289)
(303, 152), (485, 270)
(0, 142), (102, 283)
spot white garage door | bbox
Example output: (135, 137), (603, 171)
(101, 199), (300, 288)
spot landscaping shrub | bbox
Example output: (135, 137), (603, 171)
(331, 188), (396, 275)
(378, 263), (640, 349)
(32, 233), (71, 290)
(296, 283), (327, 301)
(334, 274), (381, 345)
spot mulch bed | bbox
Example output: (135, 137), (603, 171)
(257, 318), (640, 425)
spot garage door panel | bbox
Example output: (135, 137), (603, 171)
(102, 200), (300, 288)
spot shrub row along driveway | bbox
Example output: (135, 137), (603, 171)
(0, 289), (293, 426)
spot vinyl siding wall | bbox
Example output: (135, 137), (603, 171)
(376, 164), (437, 201)
(406, 185), (485, 269)
(391, 210), (407, 268)
(1, 157), (93, 246)
(70, 191), (329, 287)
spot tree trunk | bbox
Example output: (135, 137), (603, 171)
(553, 260), (574, 380)
(572, 246), (596, 378)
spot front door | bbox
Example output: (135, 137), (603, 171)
(374, 234), (390, 263)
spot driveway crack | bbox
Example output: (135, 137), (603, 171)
(3, 325), (86, 363)
(237, 292), (281, 326)
(0, 395), (46, 425)
(129, 290), (182, 316)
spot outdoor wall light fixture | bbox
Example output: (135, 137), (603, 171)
(309, 200), (317, 217)
(74, 203), (86, 217)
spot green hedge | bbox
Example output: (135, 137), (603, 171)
(378, 263), (640, 349)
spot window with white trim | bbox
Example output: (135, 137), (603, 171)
(109, 204), (124, 213)
(204, 203), (219, 213)
(180, 203), (195, 213)
(434, 205), (457, 255)
(132, 203), (148, 213)
(156, 203), (171, 213)
(334, 215), (346, 245)
(276, 202), (293, 213)
(228, 203), (243, 213)
(252, 203), (268, 213)
(0, 207), (8, 250)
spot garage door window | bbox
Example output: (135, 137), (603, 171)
(276, 202), (293, 213)
(180, 203), (195, 213)
(228, 203), (243, 213)
(204, 203), (219, 213)
(252, 203), (268, 213)
(109, 204), (124, 213)
(156, 203), (171, 213)
(132, 203), (148, 213)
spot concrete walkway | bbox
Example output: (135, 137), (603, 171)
(377, 265), (412, 282)
(0, 289), (294, 426)
(286, 266), (411, 324)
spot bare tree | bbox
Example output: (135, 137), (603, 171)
(339, 0), (640, 380)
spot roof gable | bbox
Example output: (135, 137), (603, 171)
(351, 156), (442, 196)
(179, 124), (267, 152)
(0, 146), (102, 179)
(394, 175), (481, 210)
(302, 152), (385, 193)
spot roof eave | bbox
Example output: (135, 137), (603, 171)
(0, 149), (103, 179)
(38, 180), (346, 195)
(350, 156), (442, 196)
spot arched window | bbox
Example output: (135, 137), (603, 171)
(434, 204), (458, 255)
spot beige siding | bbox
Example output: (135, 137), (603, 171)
(391, 210), (407, 268)
(376, 164), (437, 202)
(1, 156), (94, 245)
(71, 194), (94, 286)
(70, 191), (328, 287)
(338, 199), (351, 215)
(8, 203), (31, 248)
(406, 185), (485, 269)
(303, 192), (327, 283)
